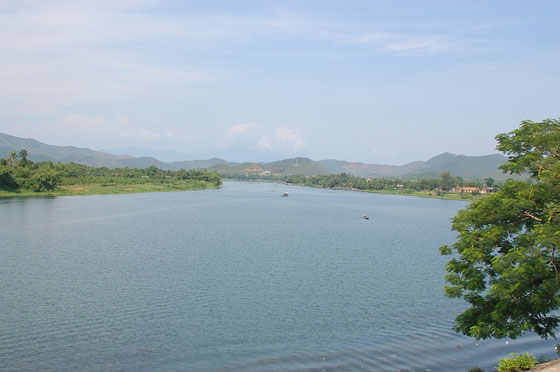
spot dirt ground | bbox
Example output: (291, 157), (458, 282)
(532, 359), (560, 371)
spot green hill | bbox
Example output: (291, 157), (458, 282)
(1, 133), (519, 180)
(319, 153), (514, 180)
(409, 152), (509, 179)
(0, 133), (229, 171)
(211, 158), (328, 177)
(267, 157), (328, 175)
(1, 133), (136, 167)
(318, 159), (427, 177)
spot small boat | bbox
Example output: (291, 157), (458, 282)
(362, 214), (369, 220)
(282, 192), (289, 197)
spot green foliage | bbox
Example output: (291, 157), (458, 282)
(18, 149), (30, 167)
(0, 164), (17, 189)
(441, 119), (560, 339)
(0, 150), (222, 194)
(466, 367), (484, 372)
(439, 171), (456, 191)
(29, 167), (60, 191)
(496, 352), (537, 372)
(7, 150), (18, 169)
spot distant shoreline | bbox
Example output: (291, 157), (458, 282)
(224, 178), (481, 201)
(1, 178), (479, 201)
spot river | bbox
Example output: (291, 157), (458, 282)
(0, 181), (555, 371)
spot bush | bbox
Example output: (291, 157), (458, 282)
(497, 352), (537, 372)
(0, 165), (17, 189)
(467, 367), (484, 372)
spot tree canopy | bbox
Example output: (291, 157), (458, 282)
(0, 150), (222, 192)
(440, 119), (560, 339)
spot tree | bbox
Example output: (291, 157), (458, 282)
(439, 171), (456, 191)
(146, 165), (158, 178)
(18, 149), (29, 167)
(0, 164), (17, 189)
(29, 168), (59, 191)
(485, 177), (495, 188)
(440, 119), (560, 339)
(7, 150), (18, 171)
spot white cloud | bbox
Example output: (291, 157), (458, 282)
(0, 1), (469, 116)
(354, 32), (455, 55)
(257, 136), (272, 150)
(384, 38), (454, 55)
(369, 147), (396, 158)
(226, 122), (258, 138)
(353, 31), (392, 44)
(222, 125), (305, 154)
(0, 2), (218, 114)
(274, 126), (305, 152)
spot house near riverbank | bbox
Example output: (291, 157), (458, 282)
(452, 186), (494, 194)
(453, 186), (481, 193)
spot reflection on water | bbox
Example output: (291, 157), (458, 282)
(0, 182), (555, 371)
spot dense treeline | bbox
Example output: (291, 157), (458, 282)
(0, 150), (221, 192)
(224, 171), (496, 194)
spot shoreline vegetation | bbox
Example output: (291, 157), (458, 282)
(0, 150), (222, 198)
(223, 171), (495, 201)
(226, 177), (484, 201)
(0, 180), (220, 198)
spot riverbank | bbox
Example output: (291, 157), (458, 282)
(532, 359), (560, 371)
(0, 180), (219, 198)
(224, 178), (484, 201)
(359, 187), (484, 201)
(262, 180), (482, 201)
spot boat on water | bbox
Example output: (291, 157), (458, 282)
(282, 192), (289, 197)
(362, 214), (369, 220)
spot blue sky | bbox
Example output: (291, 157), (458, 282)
(1, 0), (559, 164)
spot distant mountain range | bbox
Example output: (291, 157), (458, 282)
(0, 133), (228, 170)
(0, 133), (516, 180)
(101, 146), (291, 163)
(318, 152), (510, 179)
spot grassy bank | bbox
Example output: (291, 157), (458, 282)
(0, 180), (218, 198)
(361, 188), (484, 201)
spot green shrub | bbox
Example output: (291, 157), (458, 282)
(467, 367), (484, 372)
(497, 352), (537, 372)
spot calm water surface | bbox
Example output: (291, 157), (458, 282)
(0, 182), (555, 371)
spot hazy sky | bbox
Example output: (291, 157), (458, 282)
(1, 0), (559, 164)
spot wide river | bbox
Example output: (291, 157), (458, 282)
(0, 181), (556, 371)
